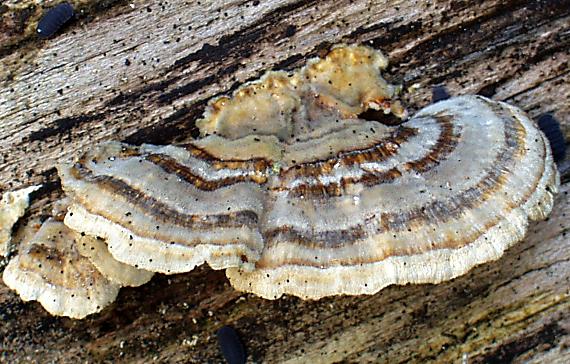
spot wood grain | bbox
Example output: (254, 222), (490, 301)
(1, 0), (569, 362)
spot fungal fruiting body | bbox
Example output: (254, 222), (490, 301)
(3, 201), (153, 318)
(3, 218), (121, 319)
(57, 45), (406, 278)
(36, 2), (74, 39)
(2, 45), (559, 317)
(226, 94), (559, 299)
(0, 185), (41, 256)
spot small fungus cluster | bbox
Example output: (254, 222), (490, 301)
(1, 45), (559, 318)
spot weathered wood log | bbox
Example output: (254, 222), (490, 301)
(1, 0), (569, 362)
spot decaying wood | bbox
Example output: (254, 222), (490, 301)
(0, 0), (568, 362)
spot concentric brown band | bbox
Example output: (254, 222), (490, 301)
(258, 103), (539, 268)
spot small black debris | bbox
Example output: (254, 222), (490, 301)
(216, 325), (246, 364)
(431, 85), (451, 103)
(37, 2), (74, 39)
(284, 24), (297, 37)
(537, 113), (567, 163)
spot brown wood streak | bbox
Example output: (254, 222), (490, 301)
(0, 0), (569, 363)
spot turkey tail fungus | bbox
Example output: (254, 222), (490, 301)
(3, 45), (559, 317)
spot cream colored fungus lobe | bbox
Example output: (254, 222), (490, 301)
(3, 218), (120, 319)
(0, 185), (41, 256)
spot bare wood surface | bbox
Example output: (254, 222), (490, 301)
(0, 0), (569, 362)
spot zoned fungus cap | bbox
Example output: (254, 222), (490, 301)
(57, 45), (405, 276)
(3, 218), (120, 319)
(56, 45), (558, 301)
(226, 95), (559, 299)
(76, 234), (154, 287)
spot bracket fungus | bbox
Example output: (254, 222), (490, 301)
(225, 94), (559, 299)
(2, 200), (153, 318)
(0, 185), (41, 256)
(2, 44), (560, 317)
(3, 218), (121, 319)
